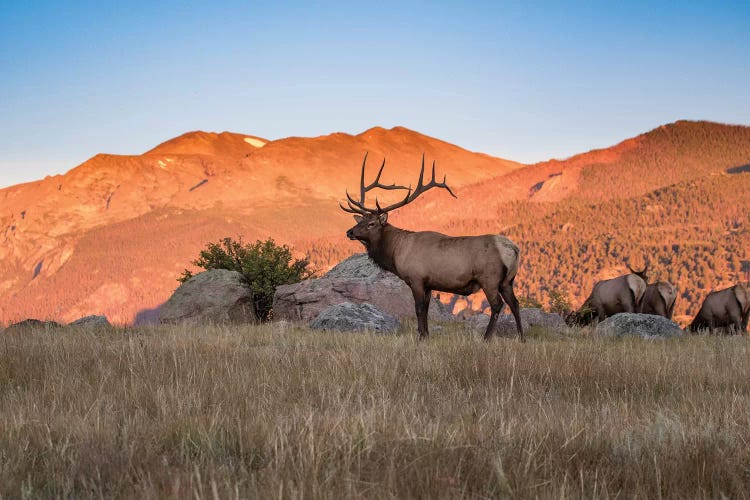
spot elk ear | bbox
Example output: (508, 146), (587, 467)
(378, 212), (388, 225)
(353, 215), (363, 223)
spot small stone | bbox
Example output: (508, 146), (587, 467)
(4, 319), (62, 333)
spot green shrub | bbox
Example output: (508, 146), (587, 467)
(180, 237), (314, 321)
(547, 288), (572, 314)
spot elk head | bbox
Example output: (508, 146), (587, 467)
(341, 153), (456, 249)
(345, 212), (388, 250)
(627, 260), (650, 283)
(564, 301), (596, 326)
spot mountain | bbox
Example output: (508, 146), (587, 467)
(1, 121), (749, 326)
(0, 126), (522, 324)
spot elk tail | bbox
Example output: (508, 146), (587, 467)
(493, 236), (520, 283)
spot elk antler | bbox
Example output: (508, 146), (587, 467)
(339, 153), (412, 215)
(339, 153), (457, 215)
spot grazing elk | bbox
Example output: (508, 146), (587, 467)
(688, 284), (750, 334)
(566, 265), (648, 325)
(341, 154), (524, 341)
(640, 281), (678, 319)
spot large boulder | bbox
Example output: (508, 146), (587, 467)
(310, 302), (400, 333)
(273, 253), (452, 321)
(466, 308), (564, 336)
(69, 315), (111, 328)
(596, 313), (684, 338)
(159, 269), (256, 325)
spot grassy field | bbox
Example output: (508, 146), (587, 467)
(1, 321), (749, 499)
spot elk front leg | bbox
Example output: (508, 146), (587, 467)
(411, 285), (431, 339)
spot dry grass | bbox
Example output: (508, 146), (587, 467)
(1, 322), (749, 499)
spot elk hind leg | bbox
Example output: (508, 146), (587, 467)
(481, 287), (505, 341)
(499, 280), (525, 342)
(733, 315), (743, 336)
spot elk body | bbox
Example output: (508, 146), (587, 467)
(688, 284), (750, 334)
(640, 281), (677, 319)
(567, 268), (647, 325)
(341, 154), (524, 341)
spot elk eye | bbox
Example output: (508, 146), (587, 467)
(367, 222), (376, 228)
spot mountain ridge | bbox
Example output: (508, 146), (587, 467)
(1, 120), (749, 325)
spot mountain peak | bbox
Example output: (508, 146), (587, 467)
(145, 130), (268, 157)
(644, 119), (750, 138)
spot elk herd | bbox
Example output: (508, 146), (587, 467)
(566, 263), (749, 334)
(342, 155), (750, 340)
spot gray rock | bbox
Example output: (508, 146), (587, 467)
(4, 319), (62, 333)
(69, 315), (111, 328)
(273, 253), (452, 321)
(596, 313), (684, 338)
(520, 308), (567, 330)
(466, 308), (564, 336)
(310, 302), (400, 333)
(159, 269), (256, 325)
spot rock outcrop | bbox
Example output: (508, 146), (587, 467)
(596, 313), (684, 338)
(69, 315), (111, 328)
(309, 302), (400, 333)
(159, 269), (256, 325)
(273, 253), (452, 321)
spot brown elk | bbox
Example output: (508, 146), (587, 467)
(688, 284), (750, 334)
(341, 154), (524, 341)
(640, 282), (678, 319)
(566, 265), (648, 325)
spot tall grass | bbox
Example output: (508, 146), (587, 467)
(1, 322), (749, 498)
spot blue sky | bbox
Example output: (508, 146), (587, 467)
(1, 1), (749, 188)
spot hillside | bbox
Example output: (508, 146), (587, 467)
(0, 127), (522, 324)
(1, 120), (749, 326)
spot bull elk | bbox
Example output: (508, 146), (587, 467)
(340, 154), (524, 341)
(688, 284), (750, 334)
(566, 264), (648, 325)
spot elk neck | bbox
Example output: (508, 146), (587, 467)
(366, 224), (410, 275)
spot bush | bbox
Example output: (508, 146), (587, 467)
(547, 288), (572, 314)
(180, 237), (314, 321)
